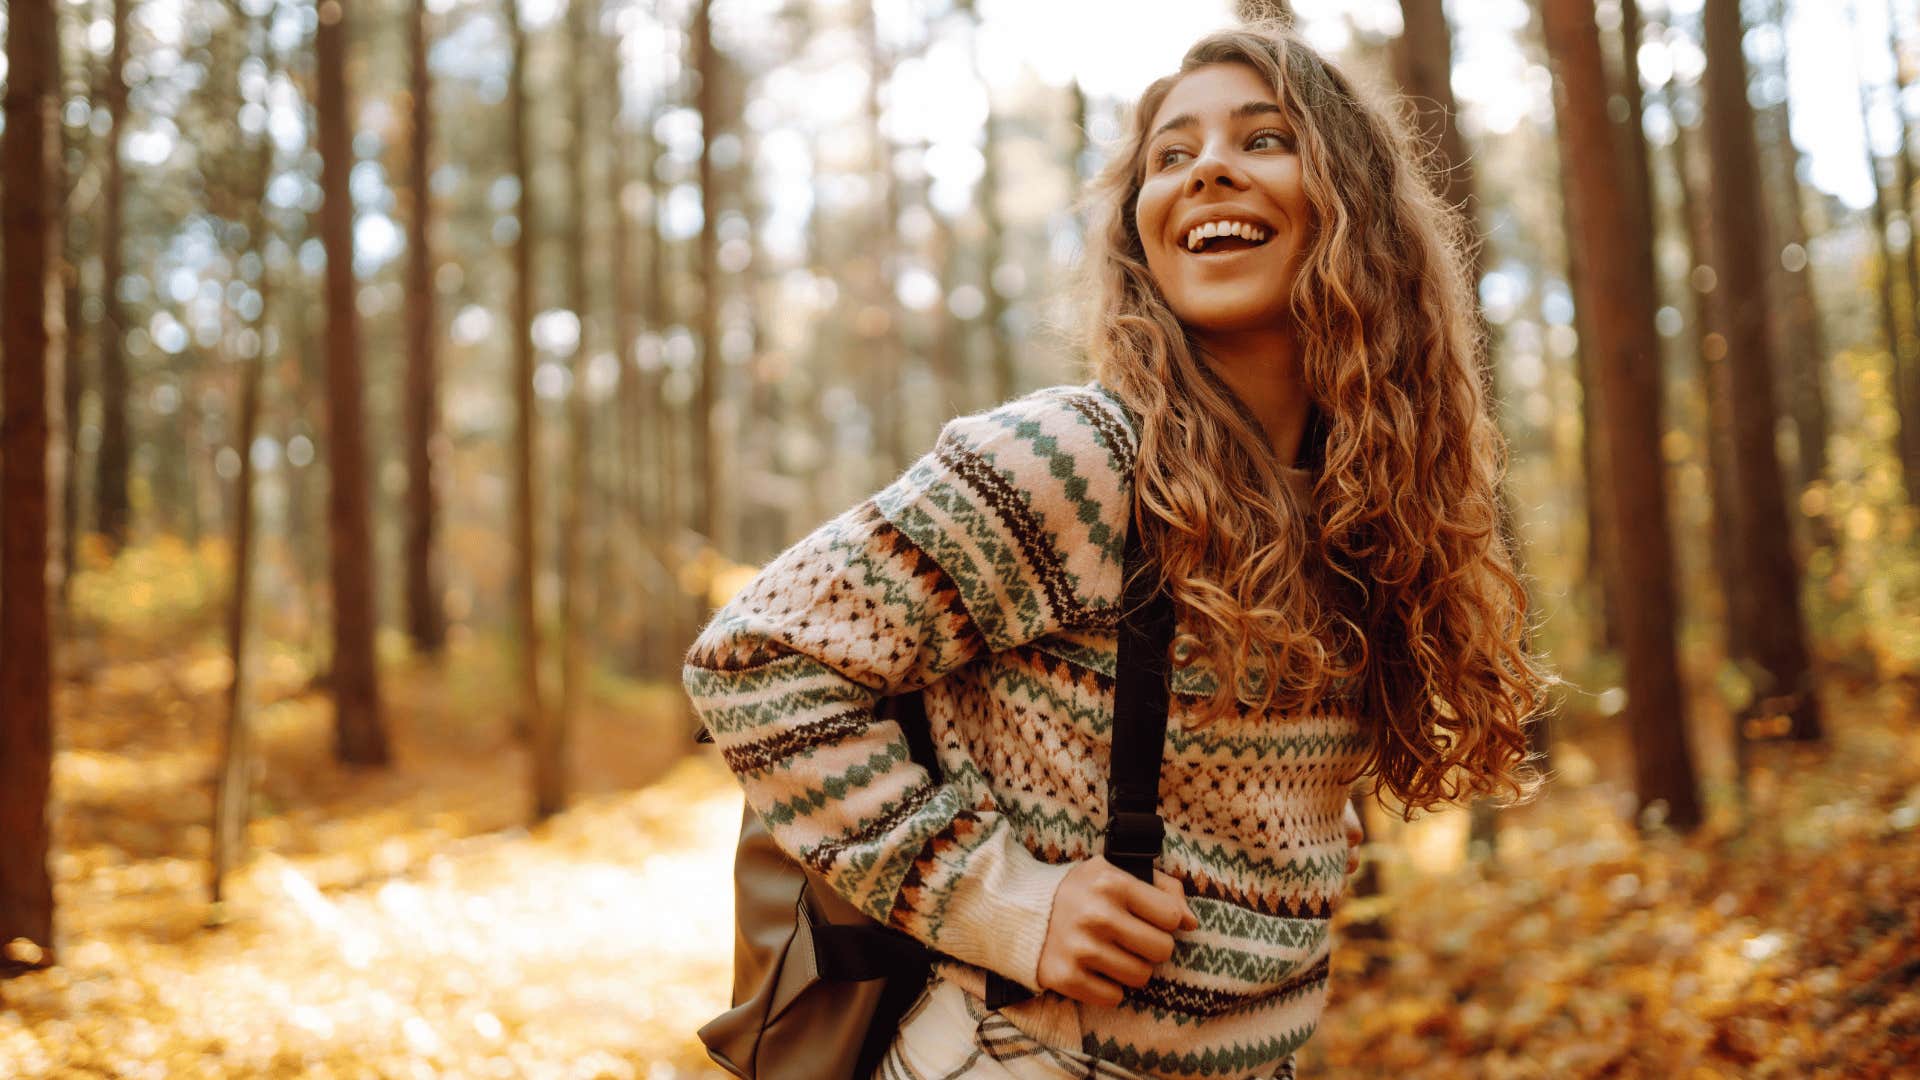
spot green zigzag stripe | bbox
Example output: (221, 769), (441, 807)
(753, 742), (910, 829)
(1165, 835), (1351, 890)
(1080, 1024), (1318, 1076)
(688, 678), (876, 737)
(984, 408), (1121, 563)
(1166, 942), (1308, 984)
(881, 472), (1051, 649)
(1191, 901), (1332, 950)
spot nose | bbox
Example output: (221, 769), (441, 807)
(1186, 141), (1248, 194)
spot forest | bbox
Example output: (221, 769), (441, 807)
(2, 0), (1919, 1075)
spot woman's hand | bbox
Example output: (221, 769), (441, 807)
(1343, 799), (1365, 875)
(1037, 858), (1198, 1007)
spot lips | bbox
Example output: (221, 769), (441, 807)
(1176, 210), (1280, 256)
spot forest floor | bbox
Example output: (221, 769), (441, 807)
(1, 598), (1918, 1076)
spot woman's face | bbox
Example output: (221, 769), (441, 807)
(1133, 62), (1311, 338)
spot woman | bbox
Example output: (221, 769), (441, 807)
(683, 19), (1552, 1080)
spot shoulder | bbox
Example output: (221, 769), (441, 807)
(934, 382), (1139, 484)
(872, 382), (1138, 635)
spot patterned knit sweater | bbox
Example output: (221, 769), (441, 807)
(684, 382), (1369, 1080)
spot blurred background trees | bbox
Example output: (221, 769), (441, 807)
(2, 0), (1918, 1016)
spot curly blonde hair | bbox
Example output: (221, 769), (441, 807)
(1077, 22), (1555, 817)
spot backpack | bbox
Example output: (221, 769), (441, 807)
(692, 510), (1176, 1080)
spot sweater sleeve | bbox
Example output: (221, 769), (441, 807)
(682, 385), (1137, 992)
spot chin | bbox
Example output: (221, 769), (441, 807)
(1171, 299), (1292, 337)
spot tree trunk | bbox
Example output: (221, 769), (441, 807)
(1857, 19), (1920, 501)
(1761, 0), (1832, 526)
(1884, 1), (1920, 498)
(1, 0), (63, 972)
(860, 0), (905, 473)
(95, 0), (133, 550)
(547, 0), (598, 821)
(403, 0), (445, 656)
(1702, 0), (1823, 743)
(1541, 0), (1703, 832)
(317, 0), (389, 766)
(607, 22), (644, 675)
(504, 0), (544, 742)
(1663, 68), (1749, 688)
(212, 19), (277, 903)
(692, 0), (722, 560)
(1889, 1), (1920, 373)
(59, 30), (90, 605)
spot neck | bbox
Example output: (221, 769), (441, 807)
(1192, 324), (1311, 468)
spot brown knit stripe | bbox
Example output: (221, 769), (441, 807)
(802, 779), (944, 877)
(720, 706), (872, 774)
(876, 514), (991, 658)
(933, 438), (1094, 628)
(1006, 641), (1116, 694)
(886, 808), (987, 929)
(1059, 389), (1137, 477)
(1188, 874), (1335, 921)
(1129, 956), (1331, 1017)
(685, 637), (797, 672)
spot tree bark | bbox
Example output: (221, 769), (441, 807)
(316, 0), (390, 766)
(1663, 69), (1749, 679)
(1857, 14), (1920, 501)
(692, 0), (722, 558)
(95, 0), (133, 550)
(504, 0), (544, 743)
(403, 0), (446, 656)
(547, 0), (598, 821)
(1541, 0), (1703, 832)
(1761, 0), (1832, 522)
(212, 17), (277, 903)
(1, 0), (62, 971)
(1702, 0), (1823, 743)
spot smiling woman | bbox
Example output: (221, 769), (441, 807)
(685, 17), (1553, 1080)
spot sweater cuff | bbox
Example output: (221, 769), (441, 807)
(928, 824), (1077, 992)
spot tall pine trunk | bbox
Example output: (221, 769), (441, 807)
(403, 0), (445, 656)
(317, 0), (389, 766)
(1702, 0), (1823, 743)
(1, 0), (63, 972)
(212, 18), (277, 902)
(1857, 15), (1920, 501)
(1541, 0), (1703, 832)
(547, 0), (598, 820)
(504, 0), (544, 744)
(692, 0), (722, 561)
(95, 0), (132, 549)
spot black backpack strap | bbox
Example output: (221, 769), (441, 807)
(986, 507), (1175, 1011)
(1103, 511), (1177, 884)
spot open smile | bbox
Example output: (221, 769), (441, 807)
(1181, 218), (1275, 256)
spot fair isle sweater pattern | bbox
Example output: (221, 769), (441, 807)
(683, 382), (1370, 1080)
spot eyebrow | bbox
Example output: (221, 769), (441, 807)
(1150, 100), (1286, 143)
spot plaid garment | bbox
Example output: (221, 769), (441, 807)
(872, 977), (1299, 1080)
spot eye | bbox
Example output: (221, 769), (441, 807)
(1155, 144), (1191, 169)
(1248, 128), (1296, 152)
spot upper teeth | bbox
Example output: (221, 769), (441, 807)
(1186, 220), (1269, 251)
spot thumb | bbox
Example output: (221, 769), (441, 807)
(1152, 869), (1198, 930)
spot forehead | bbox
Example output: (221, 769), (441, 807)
(1146, 62), (1281, 133)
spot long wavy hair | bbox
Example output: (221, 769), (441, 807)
(1077, 21), (1555, 817)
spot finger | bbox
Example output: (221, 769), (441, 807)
(1060, 969), (1127, 1008)
(1152, 868), (1197, 919)
(1083, 940), (1156, 990)
(1107, 915), (1179, 966)
(1118, 868), (1192, 932)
